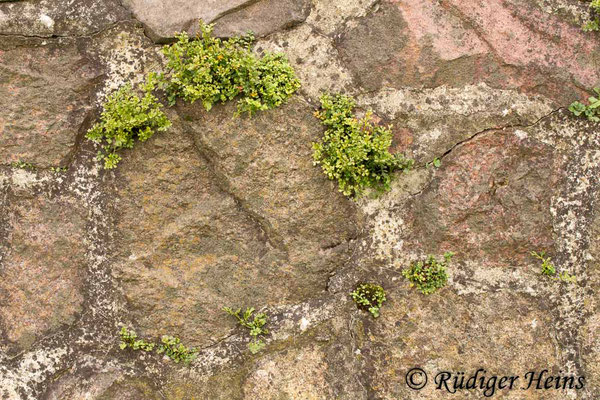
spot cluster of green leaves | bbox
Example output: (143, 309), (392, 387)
(119, 327), (155, 352)
(531, 251), (577, 284)
(531, 251), (556, 276)
(86, 73), (171, 169)
(403, 252), (454, 295)
(11, 160), (36, 170)
(223, 307), (269, 354)
(157, 335), (198, 364)
(569, 88), (600, 122)
(160, 22), (300, 115)
(583, 0), (600, 31)
(50, 166), (68, 174)
(350, 283), (386, 318)
(312, 93), (414, 197)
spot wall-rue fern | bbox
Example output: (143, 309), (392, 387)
(569, 88), (600, 122)
(119, 327), (155, 352)
(86, 73), (171, 169)
(157, 335), (197, 364)
(312, 93), (413, 197)
(118, 327), (196, 364)
(531, 251), (576, 284)
(223, 306), (269, 354)
(160, 22), (300, 116)
(351, 283), (386, 318)
(403, 252), (454, 295)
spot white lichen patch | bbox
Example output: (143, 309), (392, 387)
(0, 347), (68, 399)
(256, 24), (354, 100)
(38, 13), (55, 29)
(94, 30), (161, 105)
(306, 0), (379, 35)
(358, 83), (553, 122)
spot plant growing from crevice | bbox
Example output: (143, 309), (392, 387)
(159, 21), (300, 116)
(351, 283), (386, 318)
(11, 160), (36, 170)
(569, 88), (600, 122)
(312, 93), (413, 197)
(531, 251), (577, 284)
(223, 306), (269, 354)
(85, 73), (171, 169)
(403, 252), (454, 295)
(50, 166), (68, 174)
(119, 327), (155, 352)
(583, 0), (600, 31)
(157, 335), (197, 364)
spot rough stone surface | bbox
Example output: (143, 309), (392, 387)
(1, 0), (600, 399)
(121, 0), (311, 42)
(0, 191), (87, 354)
(0, 0), (131, 37)
(0, 37), (101, 168)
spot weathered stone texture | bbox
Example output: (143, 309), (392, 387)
(121, 0), (311, 42)
(0, 38), (101, 168)
(0, 192), (87, 353)
(1, 0), (600, 399)
(0, 0), (131, 37)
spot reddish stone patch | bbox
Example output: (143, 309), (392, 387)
(407, 130), (559, 266)
(341, 0), (598, 105)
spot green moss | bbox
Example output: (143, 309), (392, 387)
(312, 93), (413, 197)
(159, 21), (300, 116)
(351, 283), (386, 318)
(403, 252), (454, 295)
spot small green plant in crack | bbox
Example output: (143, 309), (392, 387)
(312, 93), (414, 197)
(531, 251), (556, 277)
(426, 157), (442, 169)
(119, 327), (155, 352)
(568, 88), (600, 122)
(86, 73), (171, 169)
(531, 251), (577, 284)
(403, 252), (454, 295)
(11, 160), (36, 170)
(50, 166), (68, 174)
(157, 335), (197, 364)
(159, 21), (300, 115)
(351, 283), (386, 318)
(583, 0), (600, 31)
(223, 307), (269, 354)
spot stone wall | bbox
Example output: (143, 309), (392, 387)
(0, 0), (599, 399)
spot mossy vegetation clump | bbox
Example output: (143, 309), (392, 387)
(86, 73), (171, 169)
(159, 22), (300, 115)
(312, 93), (413, 197)
(351, 283), (387, 318)
(403, 252), (454, 295)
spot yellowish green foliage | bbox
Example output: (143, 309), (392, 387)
(312, 93), (413, 197)
(160, 22), (300, 116)
(86, 73), (171, 169)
